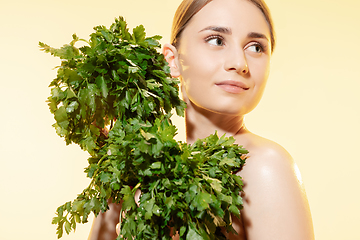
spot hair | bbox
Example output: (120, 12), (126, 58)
(170, 0), (276, 53)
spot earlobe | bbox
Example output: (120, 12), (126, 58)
(163, 43), (181, 78)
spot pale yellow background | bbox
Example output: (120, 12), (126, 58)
(0, 0), (359, 239)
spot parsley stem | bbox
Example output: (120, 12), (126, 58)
(86, 154), (108, 193)
(79, 38), (90, 45)
(97, 153), (108, 166)
(132, 182), (141, 193)
(118, 209), (123, 238)
(118, 182), (141, 237)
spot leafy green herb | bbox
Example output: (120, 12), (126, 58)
(41, 16), (247, 240)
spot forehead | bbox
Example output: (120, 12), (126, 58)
(186, 0), (270, 37)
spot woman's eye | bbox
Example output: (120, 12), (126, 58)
(247, 44), (263, 53)
(206, 37), (224, 46)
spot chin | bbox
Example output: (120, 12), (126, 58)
(200, 103), (252, 116)
(189, 95), (261, 116)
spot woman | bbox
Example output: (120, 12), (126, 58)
(89, 0), (315, 239)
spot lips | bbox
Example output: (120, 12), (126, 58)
(215, 80), (249, 94)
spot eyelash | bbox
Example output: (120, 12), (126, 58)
(204, 34), (225, 46)
(247, 43), (266, 53)
(204, 34), (267, 53)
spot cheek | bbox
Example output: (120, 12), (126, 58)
(180, 62), (215, 109)
(226, 56), (266, 111)
(249, 56), (270, 87)
(179, 51), (217, 92)
(179, 39), (219, 74)
(248, 58), (270, 106)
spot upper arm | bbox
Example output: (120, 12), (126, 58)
(88, 201), (121, 240)
(238, 144), (314, 240)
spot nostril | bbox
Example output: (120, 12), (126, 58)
(242, 64), (249, 74)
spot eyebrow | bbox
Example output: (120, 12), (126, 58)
(199, 26), (232, 34)
(247, 32), (269, 42)
(199, 26), (269, 42)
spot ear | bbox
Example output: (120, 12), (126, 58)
(163, 43), (181, 78)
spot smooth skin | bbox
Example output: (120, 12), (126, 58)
(89, 0), (314, 239)
(163, 0), (314, 239)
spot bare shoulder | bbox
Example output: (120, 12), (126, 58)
(237, 131), (291, 159)
(234, 132), (315, 240)
(234, 131), (298, 178)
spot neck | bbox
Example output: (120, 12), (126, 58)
(185, 101), (247, 144)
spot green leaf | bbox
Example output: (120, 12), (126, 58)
(121, 186), (136, 211)
(43, 16), (247, 240)
(95, 75), (108, 98)
(150, 161), (161, 169)
(229, 204), (240, 217)
(72, 200), (85, 213)
(218, 193), (232, 205)
(144, 198), (155, 220)
(219, 157), (236, 167)
(66, 101), (79, 113)
(88, 198), (101, 213)
(232, 192), (243, 206)
(186, 223), (203, 240)
(100, 29), (114, 42)
(132, 25), (146, 43)
(54, 106), (67, 122)
(58, 45), (79, 59)
(40, 42), (79, 59)
(233, 175), (244, 187)
(140, 129), (155, 140)
(145, 37), (160, 47)
(179, 226), (187, 236)
(193, 192), (211, 211)
(66, 88), (77, 99)
(209, 178), (223, 193)
(80, 136), (97, 154)
(54, 106), (69, 129)
(64, 69), (82, 84)
(99, 172), (111, 183)
(56, 220), (64, 238)
(64, 221), (71, 234)
(152, 204), (161, 216)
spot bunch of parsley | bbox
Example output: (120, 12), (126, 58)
(40, 17), (247, 240)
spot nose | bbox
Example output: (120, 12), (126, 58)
(224, 48), (249, 75)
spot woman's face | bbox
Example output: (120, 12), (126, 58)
(176, 0), (272, 116)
